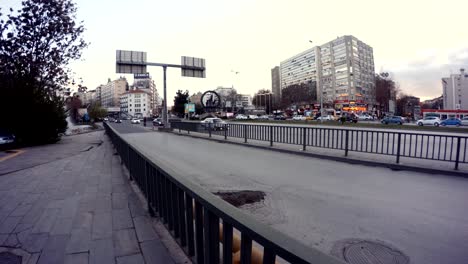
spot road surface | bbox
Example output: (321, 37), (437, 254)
(109, 122), (468, 264)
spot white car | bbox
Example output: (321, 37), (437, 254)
(416, 116), (440, 127)
(316, 115), (334, 121)
(292, 115), (306, 121)
(248, 115), (258, 120)
(461, 116), (468, 126)
(130, 118), (141, 124)
(358, 114), (372, 121)
(200, 118), (228, 130)
(235, 114), (248, 120)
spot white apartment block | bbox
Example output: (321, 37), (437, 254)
(120, 89), (152, 118)
(133, 74), (158, 114)
(280, 35), (375, 111)
(100, 77), (128, 108)
(442, 68), (468, 110)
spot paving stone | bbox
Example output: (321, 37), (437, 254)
(133, 217), (157, 242)
(26, 253), (41, 264)
(112, 209), (133, 230)
(113, 228), (140, 257)
(0, 216), (22, 234)
(72, 211), (93, 231)
(4, 233), (20, 247)
(64, 253), (89, 264)
(140, 239), (175, 264)
(66, 229), (91, 254)
(37, 234), (70, 264)
(50, 218), (73, 235)
(91, 212), (112, 240)
(31, 208), (59, 234)
(116, 254), (145, 264)
(89, 238), (115, 264)
(128, 196), (148, 218)
(94, 195), (112, 213)
(0, 234), (8, 244)
(10, 204), (32, 217)
(112, 193), (128, 210)
(20, 233), (49, 253)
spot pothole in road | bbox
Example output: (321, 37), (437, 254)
(331, 239), (409, 264)
(214, 190), (266, 207)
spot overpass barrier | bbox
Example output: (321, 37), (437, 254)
(104, 122), (345, 264)
(171, 121), (468, 170)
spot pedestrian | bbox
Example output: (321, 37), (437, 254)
(143, 117), (147, 127)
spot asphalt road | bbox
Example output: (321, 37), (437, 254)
(109, 122), (468, 264)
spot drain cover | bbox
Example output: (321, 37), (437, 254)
(331, 239), (409, 264)
(0, 252), (22, 264)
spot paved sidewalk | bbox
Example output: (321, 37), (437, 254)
(0, 131), (177, 264)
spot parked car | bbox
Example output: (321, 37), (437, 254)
(416, 117), (440, 127)
(258, 115), (270, 120)
(103, 117), (109, 122)
(381, 116), (403, 125)
(200, 118), (228, 130)
(130, 118), (141, 124)
(440, 117), (461, 127)
(114, 119), (122, 123)
(248, 115), (258, 120)
(273, 115), (286, 120)
(235, 114), (248, 120)
(152, 118), (164, 127)
(0, 129), (15, 146)
(292, 115), (306, 121)
(461, 116), (468, 126)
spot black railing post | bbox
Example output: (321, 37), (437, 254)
(270, 126), (273, 147)
(455, 137), (461, 170)
(345, 130), (349, 157)
(128, 145), (133, 181)
(244, 125), (248, 143)
(302, 127), (307, 151)
(208, 124), (212, 138)
(224, 124), (228, 140)
(396, 133), (402, 164)
(145, 161), (155, 217)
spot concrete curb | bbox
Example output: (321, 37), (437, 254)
(170, 131), (468, 178)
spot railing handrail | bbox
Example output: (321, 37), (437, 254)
(105, 122), (345, 264)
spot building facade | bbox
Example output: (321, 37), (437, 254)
(120, 89), (152, 118)
(280, 35), (375, 112)
(271, 66), (280, 103)
(442, 68), (468, 110)
(132, 73), (159, 115)
(101, 77), (128, 109)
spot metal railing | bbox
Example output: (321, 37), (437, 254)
(104, 122), (344, 264)
(171, 122), (468, 170)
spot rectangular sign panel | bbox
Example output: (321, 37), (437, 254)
(181, 56), (206, 78)
(116, 50), (147, 74)
(184, 103), (195, 113)
(134, 73), (150, 79)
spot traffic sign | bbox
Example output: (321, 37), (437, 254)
(181, 56), (206, 78)
(116, 50), (147, 74)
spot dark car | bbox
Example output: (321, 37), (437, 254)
(381, 116), (403, 125)
(273, 115), (286, 120)
(0, 130), (15, 146)
(153, 118), (164, 127)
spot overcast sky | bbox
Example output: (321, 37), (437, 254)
(4, 0), (468, 101)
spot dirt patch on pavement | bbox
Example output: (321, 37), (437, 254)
(215, 190), (266, 207)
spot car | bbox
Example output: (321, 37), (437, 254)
(316, 115), (334, 121)
(103, 117), (109, 122)
(152, 118), (164, 127)
(440, 117), (461, 127)
(358, 114), (372, 121)
(247, 115), (258, 120)
(273, 115), (286, 120)
(200, 118), (228, 130)
(292, 115), (306, 121)
(257, 115), (270, 120)
(0, 129), (15, 146)
(381, 116), (403, 125)
(130, 118), (141, 124)
(461, 116), (468, 126)
(416, 117), (440, 127)
(235, 114), (248, 120)
(114, 119), (122, 123)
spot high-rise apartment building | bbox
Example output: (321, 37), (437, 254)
(442, 68), (468, 110)
(280, 35), (375, 111)
(132, 73), (158, 115)
(120, 89), (152, 118)
(100, 77), (128, 109)
(271, 66), (280, 103)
